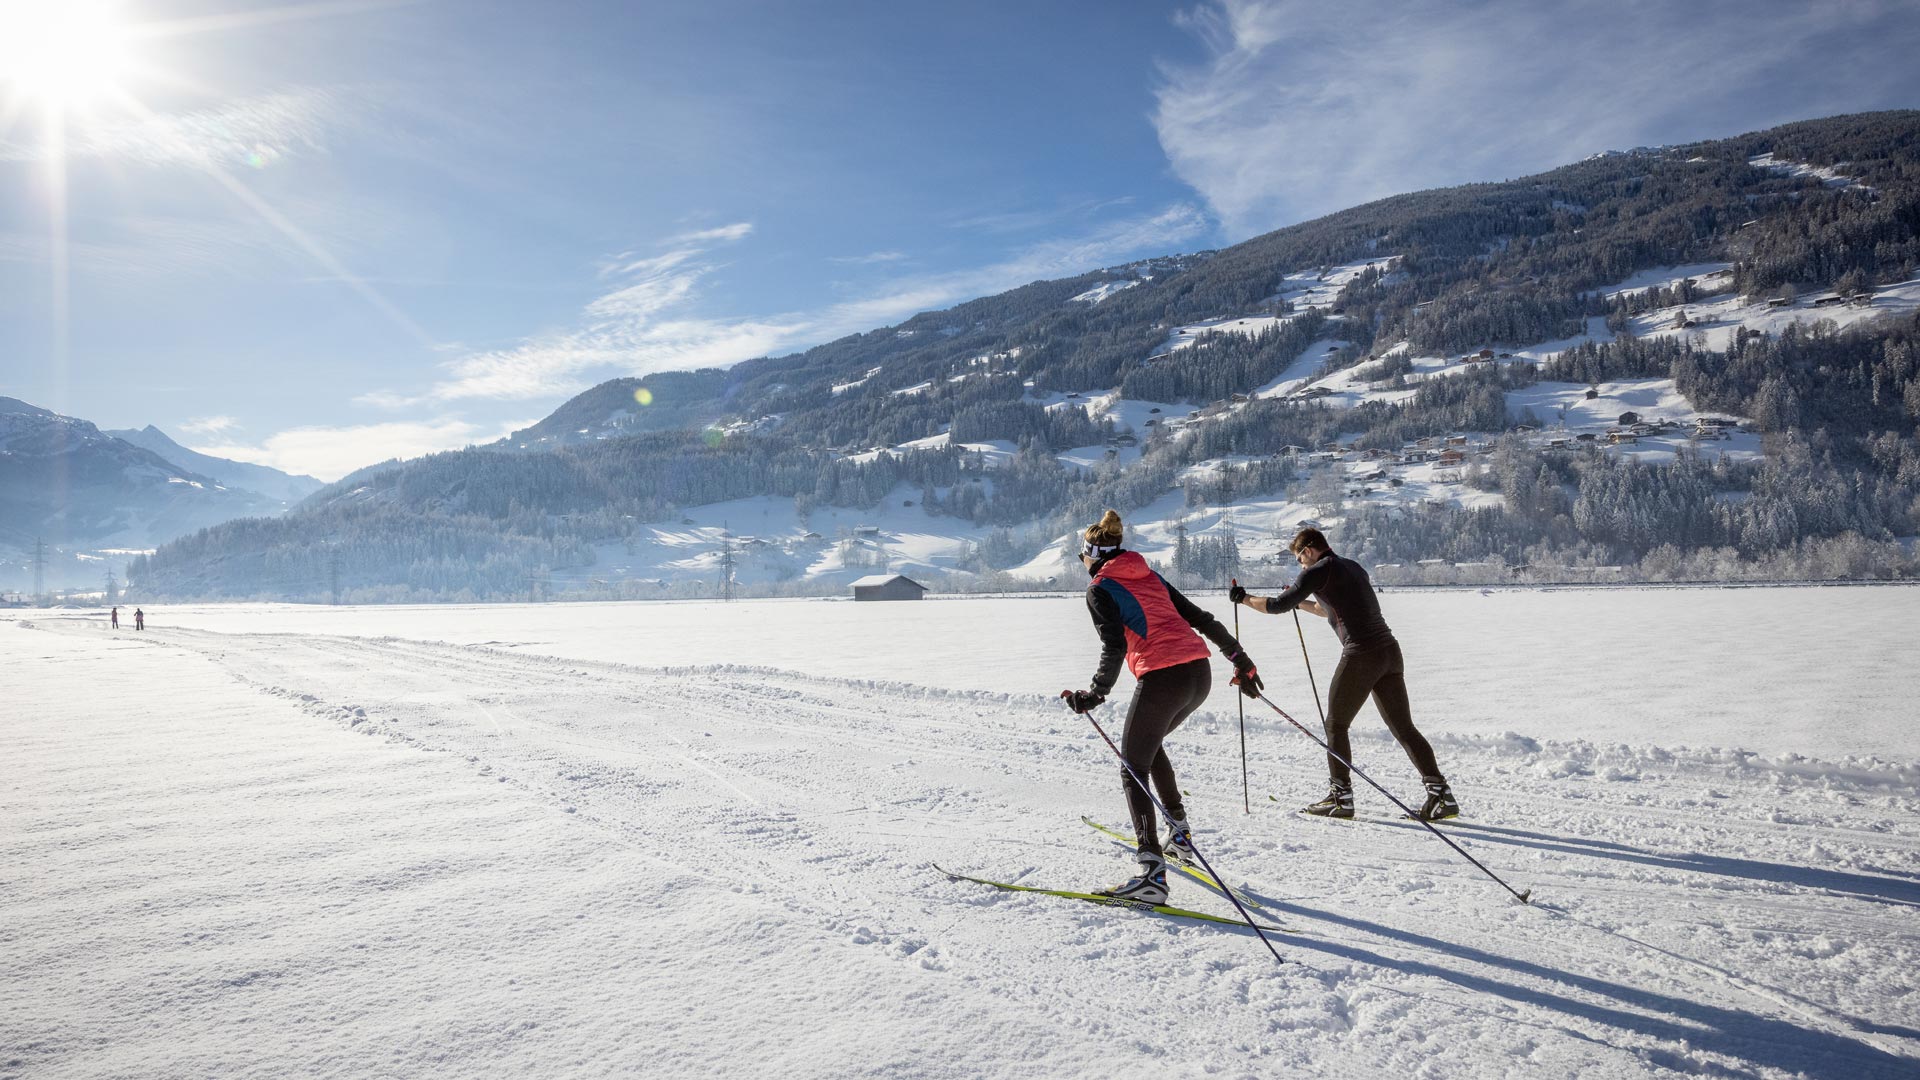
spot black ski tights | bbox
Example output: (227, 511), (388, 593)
(1119, 657), (1211, 855)
(1322, 640), (1440, 785)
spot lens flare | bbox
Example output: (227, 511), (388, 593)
(701, 428), (724, 448)
(633, 387), (654, 406)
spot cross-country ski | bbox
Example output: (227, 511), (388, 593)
(934, 865), (1298, 933)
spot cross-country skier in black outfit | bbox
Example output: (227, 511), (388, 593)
(1061, 510), (1264, 903)
(1230, 527), (1460, 822)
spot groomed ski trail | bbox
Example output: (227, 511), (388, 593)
(12, 616), (1919, 1079)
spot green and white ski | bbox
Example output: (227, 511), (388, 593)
(1080, 816), (1268, 911)
(935, 864), (1296, 933)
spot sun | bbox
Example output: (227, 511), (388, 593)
(0, 0), (136, 113)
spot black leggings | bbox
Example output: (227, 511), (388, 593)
(1323, 639), (1440, 785)
(1120, 657), (1211, 856)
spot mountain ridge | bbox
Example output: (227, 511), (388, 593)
(130, 110), (1920, 600)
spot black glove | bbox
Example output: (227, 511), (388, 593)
(1228, 583), (1249, 604)
(1228, 650), (1263, 698)
(1060, 689), (1106, 714)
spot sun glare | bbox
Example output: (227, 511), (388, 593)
(0, 0), (135, 112)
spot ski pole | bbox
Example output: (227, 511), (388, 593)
(1250, 691), (1533, 904)
(1080, 706), (1287, 966)
(1292, 610), (1328, 734)
(1232, 578), (1248, 814)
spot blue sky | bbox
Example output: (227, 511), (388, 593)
(4, 0), (1918, 480)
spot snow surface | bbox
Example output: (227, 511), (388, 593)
(1069, 280), (1138, 305)
(1600, 263), (1736, 299)
(1749, 154), (1874, 193)
(7, 588), (1917, 1079)
(1628, 277), (1920, 352)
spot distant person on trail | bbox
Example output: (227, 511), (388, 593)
(1231, 527), (1459, 822)
(1061, 509), (1264, 904)
(110, 607), (119, 629)
(133, 608), (145, 631)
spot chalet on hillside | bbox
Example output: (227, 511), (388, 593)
(1618, 411), (1641, 425)
(850, 575), (927, 602)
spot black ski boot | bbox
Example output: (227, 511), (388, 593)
(1099, 851), (1169, 904)
(1301, 781), (1354, 819)
(1164, 818), (1197, 865)
(1415, 776), (1460, 821)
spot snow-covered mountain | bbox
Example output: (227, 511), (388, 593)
(103, 424), (322, 506)
(0, 398), (300, 594)
(132, 111), (1920, 601)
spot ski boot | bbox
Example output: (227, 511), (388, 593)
(1098, 851), (1169, 905)
(1301, 781), (1355, 819)
(1164, 819), (1197, 865)
(1415, 776), (1460, 821)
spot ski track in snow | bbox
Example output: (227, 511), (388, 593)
(4, 614), (1918, 1079)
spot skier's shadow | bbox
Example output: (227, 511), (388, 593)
(1352, 818), (1920, 908)
(1228, 892), (1918, 1080)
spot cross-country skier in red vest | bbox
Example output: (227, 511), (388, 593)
(1061, 509), (1263, 904)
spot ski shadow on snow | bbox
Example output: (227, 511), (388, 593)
(1358, 818), (1920, 909)
(1235, 894), (1917, 1079)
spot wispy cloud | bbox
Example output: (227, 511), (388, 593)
(1155, 0), (1920, 239)
(949, 195), (1140, 235)
(0, 88), (345, 169)
(351, 390), (422, 411)
(192, 416), (500, 483)
(828, 250), (909, 265)
(664, 222), (754, 245)
(178, 415), (238, 436)
(0, 215), (309, 278)
(428, 203), (1209, 403)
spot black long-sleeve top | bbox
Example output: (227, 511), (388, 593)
(1265, 553), (1396, 650)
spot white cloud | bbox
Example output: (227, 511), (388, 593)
(828, 250), (909, 265)
(178, 415), (238, 436)
(1155, 0), (1920, 239)
(192, 417), (493, 483)
(664, 222), (754, 245)
(427, 204), (1209, 403)
(0, 88), (343, 168)
(351, 390), (424, 411)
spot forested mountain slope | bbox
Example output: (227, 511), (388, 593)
(134, 112), (1920, 601)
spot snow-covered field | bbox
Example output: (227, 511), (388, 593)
(6, 587), (1918, 1079)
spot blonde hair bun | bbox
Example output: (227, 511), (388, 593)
(1085, 509), (1124, 547)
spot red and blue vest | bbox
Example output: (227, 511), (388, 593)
(1089, 551), (1211, 677)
